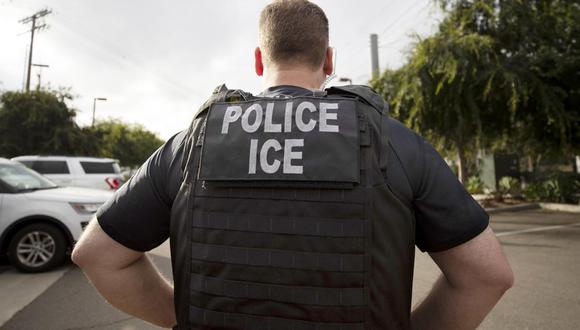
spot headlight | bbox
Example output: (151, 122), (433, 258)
(70, 202), (102, 215)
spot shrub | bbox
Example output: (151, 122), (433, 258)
(498, 176), (521, 196)
(523, 172), (580, 204)
(466, 176), (484, 194)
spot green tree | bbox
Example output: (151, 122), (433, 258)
(0, 90), (95, 157)
(89, 119), (164, 168)
(0, 90), (164, 167)
(374, 8), (505, 182)
(372, 0), (579, 181)
(438, 0), (580, 160)
(492, 0), (580, 161)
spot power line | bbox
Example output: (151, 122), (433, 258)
(378, 0), (425, 39)
(339, 0), (428, 68)
(378, 2), (432, 48)
(23, 8), (206, 101)
(52, 12), (206, 100)
(344, 1), (433, 80)
(339, 1), (397, 52)
(19, 8), (52, 92)
(380, 36), (410, 49)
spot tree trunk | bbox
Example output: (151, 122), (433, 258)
(527, 156), (534, 173)
(456, 140), (468, 184)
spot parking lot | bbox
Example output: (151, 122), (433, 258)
(1, 209), (579, 330)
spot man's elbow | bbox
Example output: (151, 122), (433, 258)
(496, 266), (515, 292)
(71, 243), (90, 268)
(71, 219), (105, 270)
(453, 259), (515, 295)
(482, 263), (515, 295)
(71, 239), (101, 271)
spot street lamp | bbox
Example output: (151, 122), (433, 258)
(32, 63), (49, 90)
(339, 77), (353, 85)
(92, 97), (107, 127)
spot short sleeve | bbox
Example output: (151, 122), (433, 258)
(413, 139), (489, 252)
(385, 118), (489, 253)
(96, 131), (187, 252)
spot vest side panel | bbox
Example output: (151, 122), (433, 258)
(171, 116), (206, 328)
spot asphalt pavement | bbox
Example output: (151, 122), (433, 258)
(1, 209), (579, 330)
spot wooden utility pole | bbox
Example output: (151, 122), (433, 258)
(19, 9), (52, 93)
(32, 63), (49, 90)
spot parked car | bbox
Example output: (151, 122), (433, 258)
(12, 155), (124, 191)
(0, 158), (112, 272)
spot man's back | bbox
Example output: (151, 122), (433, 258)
(94, 85), (490, 329)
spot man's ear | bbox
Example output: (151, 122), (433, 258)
(323, 47), (334, 75)
(255, 47), (264, 76)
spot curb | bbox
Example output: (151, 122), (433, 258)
(539, 203), (580, 214)
(472, 194), (491, 202)
(485, 203), (580, 214)
(485, 203), (540, 214)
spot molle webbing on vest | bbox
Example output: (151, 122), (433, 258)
(186, 99), (371, 328)
(187, 182), (370, 328)
(192, 211), (365, 238)
(190, 260), (364, 288)
(189, 273), (365, 306)
(191, 242), (365, 272)
(189, 305), (366, 330)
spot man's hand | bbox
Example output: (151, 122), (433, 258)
(411, 226), (514, 330)
(72, 219), (176, 329)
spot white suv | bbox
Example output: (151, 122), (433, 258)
(0, 158), (112, 272)
(12, 156), (124, 191)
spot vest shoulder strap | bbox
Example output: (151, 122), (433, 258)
(183, 85), (256, 175)
(193, 84), (227, 119)
(326, 85), (390, 115)
(327, 85), (390, 173)
(189, 84), (228, 120)
(193, 84), (256, 119)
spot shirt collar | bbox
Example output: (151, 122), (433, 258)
(259, 85), (314, 98)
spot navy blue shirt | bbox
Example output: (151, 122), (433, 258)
(97, 85), (488, 253)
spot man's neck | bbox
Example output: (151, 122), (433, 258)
(263, 68), (325, 90)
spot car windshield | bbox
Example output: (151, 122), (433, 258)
(0, 163), (58, 192)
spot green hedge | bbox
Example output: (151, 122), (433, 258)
(523, 172), (580, 204)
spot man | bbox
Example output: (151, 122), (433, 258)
(73, 1), (513, 329)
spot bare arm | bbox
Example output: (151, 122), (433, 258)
(72, 219), (176, 329)
(411, 226), (514, 330)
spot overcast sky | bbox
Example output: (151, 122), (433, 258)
(0, 0), (441, 140)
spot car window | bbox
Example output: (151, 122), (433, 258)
(17, 160), (34, 167)
(80, 161), (120, 174)
(0, 164), (58, 192)
(31, 160), (70, 174)
(0, 180), (10, 193)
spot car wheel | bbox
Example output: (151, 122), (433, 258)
(8, 223), (67, 273)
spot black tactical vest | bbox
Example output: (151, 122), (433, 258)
(170, 85), (416, 330)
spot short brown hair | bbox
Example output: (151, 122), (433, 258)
(259, 0), (329, 69)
